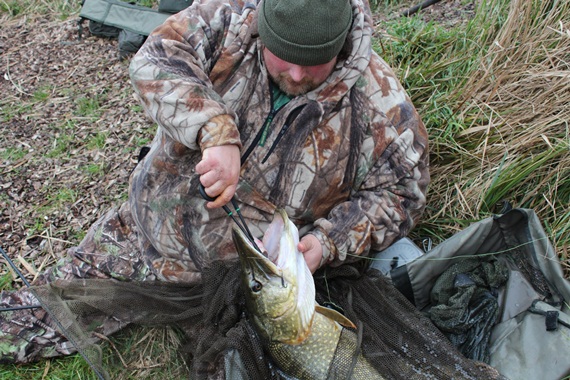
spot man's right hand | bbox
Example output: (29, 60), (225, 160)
(195, 144), (241, 209)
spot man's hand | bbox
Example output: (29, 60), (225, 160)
(298, 235), (323, 274)
(195, 145), (240, 209)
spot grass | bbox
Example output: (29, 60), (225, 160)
(23, 188), (79, 236)
(0, 147), (27, 162)
(82, 162), (108, 177)
(1, 0), (569, 377)
(87, 132), (109, 150)
(0, 326), (188, 380)
(47, 134), (78, 158)
(32, 87), (52, 103)
(0, 272), (13, 290)
(376, 0), (570, 254)
(76, 96), (104, 120)
(1, 102), (33, 123)
(0, 354), (97, 380)
(0, 0), (76, 19)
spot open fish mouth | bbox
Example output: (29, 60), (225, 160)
(232, 209), (291, 277)
(233, 209), (316, 345)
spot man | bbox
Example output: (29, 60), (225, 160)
(0, 0), (429, 366)
(127, 0), (429, 283)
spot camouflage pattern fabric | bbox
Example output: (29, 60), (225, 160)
(128, 0), (429, 283)
(1, 0), (429, 364)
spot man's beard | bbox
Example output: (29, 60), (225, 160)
(271, 73), (319, 96)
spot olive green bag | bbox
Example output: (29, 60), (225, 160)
(78, 0), (193, 58)
(158, 0), (193, 14)
(389, 208), (570, 380)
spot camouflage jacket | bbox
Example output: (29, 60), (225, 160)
(128, 0), (430, 283)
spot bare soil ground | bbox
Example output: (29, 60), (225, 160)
(377, 0), (476, 27)
(1, 16), (154, 283)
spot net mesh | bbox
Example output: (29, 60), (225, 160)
(32, 260), (506, 379)
(426, 257), (509, 362)
(506, 248), (554, 299)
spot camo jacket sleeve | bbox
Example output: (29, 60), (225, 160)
(308, 53), (430, 268)
(128, 0), (248, 151)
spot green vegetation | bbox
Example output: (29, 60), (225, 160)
(76, 95), (104, 120)
(376, 0), (569, 254)
(0, 0), (77, 18)
(24, 188), (79, 235)
(87, 132), (109, 150)
(0, 326), (188, 380)
(47, 134), (77, 158)
(32, 89), (51, 103)
(26, 217), (49, 237)
(0, 0), (25, 17)
(0, 147), (27, 162)
(83, 162), (108, 177)
(0, 272), (13, 291)
(1, 102), (33, 122)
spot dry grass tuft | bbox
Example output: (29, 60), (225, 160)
(422, 0), (569, 273)
(100, 326), (188, 379)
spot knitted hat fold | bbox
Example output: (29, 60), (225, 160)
(258, 0), (353, 66)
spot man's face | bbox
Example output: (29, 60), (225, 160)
(262, 48), (337, 96)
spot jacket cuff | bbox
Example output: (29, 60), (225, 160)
(198, 114), (242, 151)
(307, 226), (338, 269)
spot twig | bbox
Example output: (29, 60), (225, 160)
(0, 158), (27, 175)
(41, 360), (51, 380)
(401, 0), (444, 17)
(4, 57), (30, 95)
(93, 332), (130, 368)
(16, 254), (37, 277)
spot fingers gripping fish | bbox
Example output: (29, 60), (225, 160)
(232, 210), (383, 379)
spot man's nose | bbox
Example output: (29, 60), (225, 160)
(288, 65), (305, 82)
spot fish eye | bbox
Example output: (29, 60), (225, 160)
(250, 280), (262, 293)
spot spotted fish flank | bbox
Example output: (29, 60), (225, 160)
(233, 209), (383, 379)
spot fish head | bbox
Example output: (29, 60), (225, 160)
(233, 209), (316, 344)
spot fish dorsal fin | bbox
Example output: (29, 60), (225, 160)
(315, 305), (356, 329)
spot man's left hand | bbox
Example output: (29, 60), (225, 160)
(298, 235), (323, 274)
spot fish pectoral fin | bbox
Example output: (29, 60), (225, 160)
(315, 305), (357, 329)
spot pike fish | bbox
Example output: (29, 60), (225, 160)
(232, 209), (383, 379)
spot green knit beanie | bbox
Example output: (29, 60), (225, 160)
(258, 0), (353, 66)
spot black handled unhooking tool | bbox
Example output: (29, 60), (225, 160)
(199, 184), (261, 252)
